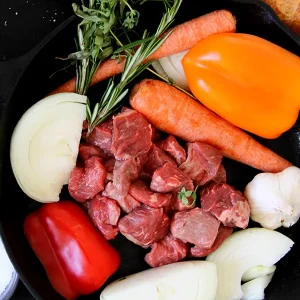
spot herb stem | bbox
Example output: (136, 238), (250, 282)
(146, 67), (195, 98)
(121, 0), (135, 12)
(109, 29), (125, 50)
(109, 28), (195, 99)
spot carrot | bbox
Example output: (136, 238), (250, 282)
(50, 10), (236, 95)
(129, 79), (292, 173)
(147, 9), (236, 61)
(50, 58), (126, 95)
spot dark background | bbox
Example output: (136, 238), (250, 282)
(0, 1), (75, 298)
(0, 0), (75, 61)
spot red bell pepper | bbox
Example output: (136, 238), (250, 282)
(24, 201), (120, 299)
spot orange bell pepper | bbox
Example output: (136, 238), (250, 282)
(182, 33), (300, 139)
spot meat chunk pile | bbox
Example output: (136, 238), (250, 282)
(68, 107), (251, 268)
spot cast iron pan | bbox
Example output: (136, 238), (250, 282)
(1, 0), (300, 299)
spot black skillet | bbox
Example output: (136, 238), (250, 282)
(1, 0), (300, 299)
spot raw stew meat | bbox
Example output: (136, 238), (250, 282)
(69, 107), (251, 267)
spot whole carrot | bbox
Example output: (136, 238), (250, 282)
(129, 79), (292, 173)
(50, 10), (236, 95)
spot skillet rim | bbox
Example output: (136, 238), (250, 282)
(1, 0), (300, 298)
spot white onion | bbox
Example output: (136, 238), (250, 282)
(10, 92), (87, 203)
(206, 228), (293, 300)
(242, 265), (276, 282)
(100, 261), (217, 300)
(153, 50), (189, 91)
(241, 273), (274, 300)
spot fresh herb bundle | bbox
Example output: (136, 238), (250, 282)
(86, 0), (182, 134)
(68, 0), (142, 95)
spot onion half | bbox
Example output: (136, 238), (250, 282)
(10, 93), (87, 203)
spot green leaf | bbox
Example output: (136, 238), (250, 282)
(83, 23), (97, 43)
(177, 184), (198, 206)
(91, 102), (100, 124)
(91, 47), (99, 61)
(95, 35), (103, 46)
(73, 4), (102, 22)
(113, 35), (153, 54)
(86, 98), (92, 122)
(119, 1), (126, 17)
(98, 46), (113, 60)
(185, 190), (193, 197)
(181, 196), (188, 206)
(123, 10), (140, 29)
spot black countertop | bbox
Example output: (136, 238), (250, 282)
(0, 1), (75, 298)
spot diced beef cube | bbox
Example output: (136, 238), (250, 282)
(129, 180), (172, 208)
(111, 109), (152, 159)
(179, 142), (223, 186)
(150, 125), (161, 142)
(82, 119), (88, 131)
(103, 159), (116, 182)
(81, 200), (91, 212)
(211, 164), (226, 184)
(88, 195), (121, 240)
(106, 173), (113, 182)
(201, 183), (250, 229)
(143, 144), (177, 176)
(120, 112), (158, 142)
(79, 143), (106, 161)
(102, 182), (118, 199)
(139, 171), (152, 182)
(145, 233), (189, 267)
(157, 135), (186, 165)
(118, 206), (170, 247)
(151, 162), (193, 193)
(103, 183), (141, 213)
(171, 208), (220, 249)
(81, 120), (88, 139)
(68, 157), (106, 202)
(120, 106), (131, 113)
(113, 155), (148, 198)
(103, 159), (116, 173)
(190, 225), (233, 257)
(121, 194), (141, 213)
(86, 118), (113, 156)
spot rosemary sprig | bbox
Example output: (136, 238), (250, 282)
(111, 29), (196, 99)
(86, 0), (182, 133)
